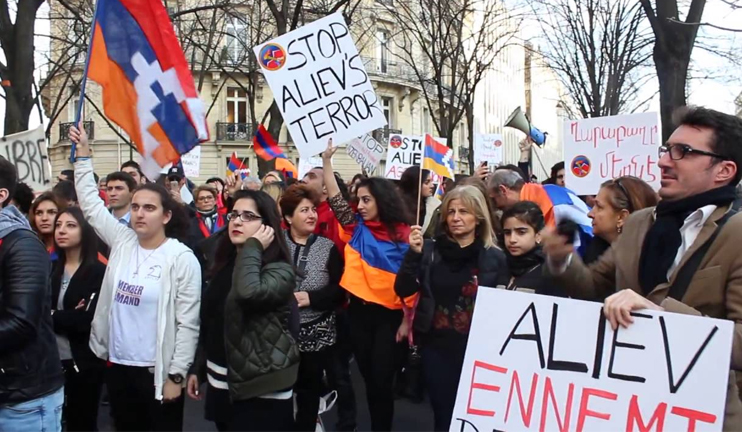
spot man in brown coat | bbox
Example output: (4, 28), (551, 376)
(543, 106), (742, 431)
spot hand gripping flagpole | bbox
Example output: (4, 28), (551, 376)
(69, 0), (102, 163)
(416, 135), (427, 227)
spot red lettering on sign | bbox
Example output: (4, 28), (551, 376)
(576, 387), (618, 432)
(626, 395), (667, 432)
(466, 361), (507, 417)
(670, 406), (717, 432)
(505, 371), (539, 428)
(540, 377), (574, 432)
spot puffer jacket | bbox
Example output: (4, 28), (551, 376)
(0, 206), (64, 405)
(224, 238), (299, 401)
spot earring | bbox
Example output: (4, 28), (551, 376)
(617, 225), (622, 234)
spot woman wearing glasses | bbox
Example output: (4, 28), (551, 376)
(584, 176), (658, 264)
(186, 190), (299, 431)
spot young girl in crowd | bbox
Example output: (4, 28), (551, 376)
(280, 184), (344, 431)
(70, 124), (201, 431)
(584, 176), (659, 264)
(395, 185), (506, 431)
(500, 201), (566, 296)
(399, 166), (435, 233)
(187, 190), (299, 431)
(322, 141), (412, 431)
(30, 191), (63, 253)
(51, 207), (106, 431)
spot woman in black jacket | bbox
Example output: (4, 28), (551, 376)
(499, 201), (566, 296)
(395, 185), (507, 432)
(279, 184), (344, 431)
(186, 190), (298, 432)
(50, 206), (106, 431)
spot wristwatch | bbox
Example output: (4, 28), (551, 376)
(168, 373), (184, 384)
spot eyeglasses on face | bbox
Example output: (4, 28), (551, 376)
(658, 143), (729, 161)
(227, 211), (262, 223)
(197, 195), (215, 202)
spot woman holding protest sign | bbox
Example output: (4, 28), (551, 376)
(395, 185), (506, 431)
(584, 176), (658, 264)
(322, 140), (412, 431)
(69, 124), (201, 431)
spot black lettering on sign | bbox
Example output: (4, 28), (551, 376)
(349, 54), (369, 87)
(499, 302), (546, 369)
(316, 67), (339, 98)
(317, 29), (338, 58)
(455, 418), (479, 432)
(281, 86), (301, 111)
(12, 140), (29, 182)
(289, 116), (309, 142)
(308, 107), (333, 139)
(592, 307), (608, 379)
(287, 39), (308, 71)
(547, 303), (588, 373)
(660, 316), (719, 394)
(328, 21), (350, 47)
(607, 312), (650, 383)
(326, 101), (347, 130)
(36, 138), (50, 186)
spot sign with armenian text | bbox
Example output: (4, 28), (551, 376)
(451, 288), (732, 432)
(254, 13), (387, 159)
(563, 112), (660, 195)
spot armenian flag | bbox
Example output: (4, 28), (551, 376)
(337, 217), (416, 310)
(86, 0), (208, 179)
(275, 158), (298, 179)
(423, 134), (455, 179)
(227, 152), (249, 180)
(253, 124), (286, 161)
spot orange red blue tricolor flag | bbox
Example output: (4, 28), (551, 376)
(423, 134), (455, 179)
(87, 0), (208, 179)
(227, 152), (249, 180)
(253, 124), (286, 161)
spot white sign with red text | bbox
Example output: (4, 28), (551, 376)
(451, 289), (731, 432)
(563, 112), (660, 195)
(473, 134), (504, 167)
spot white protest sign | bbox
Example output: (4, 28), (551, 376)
(298, 156), (324, 179)
(563, 112), (660, 195)
(1, 126), (51, 192)
(180, 146), (201, 178)
(473, 134), (503, 167)
(452, 289), (732, 432)
(384, 134), (422, 180)
(254, 13), (387, 159)
(347, 134), (384, 174)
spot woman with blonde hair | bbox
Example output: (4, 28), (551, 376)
(395, 185), (507, 431)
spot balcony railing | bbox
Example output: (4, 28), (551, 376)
(216, 122), (253, 141)
(373, 127), (402, 143)
(59, 121), (94, 142)
(361, 56), (418, 83)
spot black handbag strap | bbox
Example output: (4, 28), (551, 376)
(668, 207), (737, 301)
(295, 234), (317, 291)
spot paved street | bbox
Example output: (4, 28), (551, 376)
(98, 362), (435, 431)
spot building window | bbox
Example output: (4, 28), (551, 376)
(227, 87), (248, 124)
(68, 86), (82, 120)
(226, 14), (247, 64)
(422, 107), (430, 133)
(376, 30), (389, 73)
(382, 97), (393, 127)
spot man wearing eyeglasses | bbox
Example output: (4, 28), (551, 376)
(543, 106), (742, 429)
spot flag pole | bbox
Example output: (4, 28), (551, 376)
(70, 0), (102, 163)
(416, 134), (426, 227)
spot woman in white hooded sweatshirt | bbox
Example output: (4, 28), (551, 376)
(70, 125), (201, 431)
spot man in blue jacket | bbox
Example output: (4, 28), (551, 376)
(0, 157), (64, 431)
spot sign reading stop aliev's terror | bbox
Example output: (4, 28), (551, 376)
(254, 13), (387, 159)
(452, 289), (732, 432)
(563, 112), (661, 195)
(1, 126), (51, 192)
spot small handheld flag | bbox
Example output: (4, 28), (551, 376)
(227, 152), (249, 180)
(75, 0), (209, 179)
(253, 125), (286, 161)
(423, 134), (455, 179)
(275, 158), (298, 179)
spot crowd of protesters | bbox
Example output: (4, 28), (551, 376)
(1, 106), (742, 432)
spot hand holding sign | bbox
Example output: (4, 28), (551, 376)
(604, 288), (663, 330)
(69, 122), (91, 158)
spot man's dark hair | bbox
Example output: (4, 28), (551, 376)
(13, 182), (34, 214)
(53, 180), (78, 204)
(59, 169), (74, 182)
(106, 171), (137, 192)
(121, 160), (144, 176)
(674, 106), (742, 184)
(94, 172), (100, 183)
(0, 157), (18, 208)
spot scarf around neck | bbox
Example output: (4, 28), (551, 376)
(638, 185), (737, 294)
(436, 235), (482, 272)
(506, 246), (545, 277)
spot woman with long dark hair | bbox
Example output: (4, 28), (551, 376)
(399, 166), (436, 233)
(30, 191), (63, 253)
(70, 125), (201, 431)
(186, 189), (299, 431)
(395, 186), (507, 431)
(322, 141), (412, 431)
(51, 207), (106, 431)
